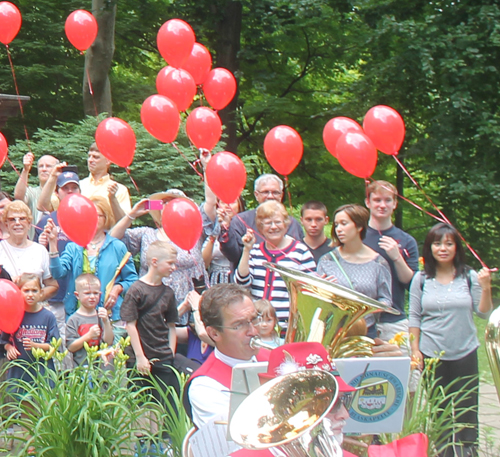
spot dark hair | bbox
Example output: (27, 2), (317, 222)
(330, 204), (369, 246)
(200, 284), (252, 329)
(237, 196), (246, 213)
(0, 191), (12, 202)
(422, 223), (467, 278)
(300, 201), (328, 217)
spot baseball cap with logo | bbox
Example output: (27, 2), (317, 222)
(56, 171), (80, 188)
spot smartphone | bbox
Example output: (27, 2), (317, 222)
(61, 165), (78, 174)
(144, 200), (163, 210)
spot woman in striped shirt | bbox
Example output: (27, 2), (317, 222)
(235, 201), (316, 328)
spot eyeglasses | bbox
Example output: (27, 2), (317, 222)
(256, 190), (282, 198)
(218, 314), (262, 332)
(331, 392), (354, 412)
(262, 220), (285, 228)
(7, 216), (28, 223)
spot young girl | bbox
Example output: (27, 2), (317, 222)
(1, 273), (60, 384)
(255, 299), (282, 348)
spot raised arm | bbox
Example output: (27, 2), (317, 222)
(14, 152), (34, 201)
(109, 199), (149, 240)
(236, 229), (256, 281)
(37, 162), (66, 212)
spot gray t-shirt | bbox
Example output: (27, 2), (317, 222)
(66, 312), (102, 367)
(317, 247), (392, 327)
(409, 270), (490, 360)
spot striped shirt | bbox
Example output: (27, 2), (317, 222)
(235, 239), (316, 326)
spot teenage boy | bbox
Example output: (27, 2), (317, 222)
(364, 181), (419, 342)
(120, 241), (179, 455)
(66, 274), (114, 367)
(300, 201), (332, 263)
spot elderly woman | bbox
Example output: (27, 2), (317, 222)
(47, 196), (137, 322)
(317, 204), (392, 339)
(235, 200), (316, 328)
(0, 200), (58, 300)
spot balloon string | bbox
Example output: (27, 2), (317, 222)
(6, 157), (21, 178)
(367, 177), (447, 224)
(393, 156), (451, 225)
(391, 157), (493, 270)
(125, 167), (140, 193)
(284, 175), (293, 212)
(85, 64), (99, 117)
(5, 44), (32, 153)
(172, 142), (204, 179)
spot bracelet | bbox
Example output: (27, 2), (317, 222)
(126, 213), (136, 221)
(49, 251), (59, 258)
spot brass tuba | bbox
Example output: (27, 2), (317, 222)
(486, 307), (500, 403)
(264, 262), (399, 358)
(230, 370), (342, 457)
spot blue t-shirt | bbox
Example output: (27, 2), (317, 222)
(0, 308), (60, 383)
(364, 225), (419, 322)
(35, 211), (72, 304)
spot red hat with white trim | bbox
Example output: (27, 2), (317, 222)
(259, 342), (355, 392)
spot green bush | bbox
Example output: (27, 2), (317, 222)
(0, 339), (191, 457)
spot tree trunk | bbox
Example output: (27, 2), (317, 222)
(83, 0), (117, 116)
(214, 1), (242, 154)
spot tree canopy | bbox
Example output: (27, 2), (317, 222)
(1, 0), (499, 270)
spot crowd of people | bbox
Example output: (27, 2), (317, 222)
(0, 145), (494, 457)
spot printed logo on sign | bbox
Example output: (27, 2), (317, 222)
(348, 370), (403, 423)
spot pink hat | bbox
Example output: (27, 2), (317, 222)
(260, 342), (355, 393)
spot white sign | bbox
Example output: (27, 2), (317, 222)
(333, 357), (411, 434)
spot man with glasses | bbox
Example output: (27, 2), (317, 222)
(219, 174), (303, 269)
(187, 284), (270, 429)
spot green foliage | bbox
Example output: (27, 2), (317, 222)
(1, 114), (213, 214)
(0, 339), (192, 456)
(380, 357), (479, 456)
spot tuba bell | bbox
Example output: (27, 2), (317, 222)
(230, 370), (342, 457)
(264, 262), (399, 358)
(486, 307), (500, 403)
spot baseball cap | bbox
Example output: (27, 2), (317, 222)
(57, 171), (80, 188)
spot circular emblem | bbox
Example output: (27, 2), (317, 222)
(348, 370), (403, 423)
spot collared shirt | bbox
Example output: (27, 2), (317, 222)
(80, 174), (131, 213)
(24, 185), (59, 240)
(189, 348), (257, 428)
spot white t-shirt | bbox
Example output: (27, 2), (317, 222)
(0, 240), (51, 280)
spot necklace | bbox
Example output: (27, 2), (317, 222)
(89, 236), (105, 250)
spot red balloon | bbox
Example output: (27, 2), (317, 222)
(141, 95), (180, 143)
(205, 152), (247, 204)
(65, 10), (98, 51)
(57, 194), (98, 247)
(323, 117), (363, 158)
(162, 198), (202, 251)
(363, 105), (405, 155)
(95, 117), (136, 168)
(180, 43), (212, 85)
(186, 107), (222, 151)
(156, 66), (196, 112)
(157, 19), (195, 68)
(0, 2), (21, 45)
(263, 125), (303, 176)
(203, 68), (237, 110)
(0, 132), (8, 168)
(336, 132), (377, 179)
(0, 279), (24, 333)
